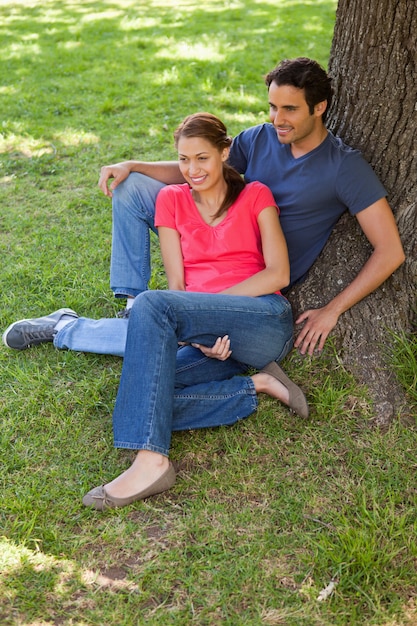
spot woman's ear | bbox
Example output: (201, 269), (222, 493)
(222, 146), (230, 161)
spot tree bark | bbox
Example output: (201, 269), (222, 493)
(288, 0), (417, 426)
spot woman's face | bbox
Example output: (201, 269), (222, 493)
(177, 136), (229, 192)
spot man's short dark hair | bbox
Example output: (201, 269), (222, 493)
(265, 57), (333, 121)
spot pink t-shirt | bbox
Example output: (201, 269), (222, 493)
(155, 181), (279, 293)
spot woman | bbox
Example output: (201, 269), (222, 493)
(83, 112), (308, 510)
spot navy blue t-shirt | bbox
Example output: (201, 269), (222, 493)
(229, 124), (387, 287)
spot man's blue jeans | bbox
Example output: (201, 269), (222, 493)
(54, 171), (164, 357)
(110, 172), (165, 298)
(54, 317), (127, 356)
(111, 290), (293, 456)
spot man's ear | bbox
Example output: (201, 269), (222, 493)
(315, 100), (328, 117)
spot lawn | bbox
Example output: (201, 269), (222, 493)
(1, 1), (416, 624)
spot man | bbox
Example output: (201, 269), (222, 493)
(3, 58), (404, 358)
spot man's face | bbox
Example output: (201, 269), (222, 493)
(268, 82), (323, 147)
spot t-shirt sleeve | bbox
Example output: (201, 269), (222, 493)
(337, 152), (387, 216)
(155, 186), (177, 229)
(228, 130), (250, 174)
(251, 182), (280, 218)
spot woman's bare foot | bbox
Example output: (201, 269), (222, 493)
(253, 362), (309, 419)
(105, 450), (170, 500)
(251, 371), (290, 405)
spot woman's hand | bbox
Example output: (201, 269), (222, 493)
(192, 335), (232, 361)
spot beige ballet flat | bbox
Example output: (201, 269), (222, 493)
(261, 361), (309, 419)
(82, 461), (177, 511)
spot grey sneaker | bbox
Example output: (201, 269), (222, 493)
(2, 308), (79, 350)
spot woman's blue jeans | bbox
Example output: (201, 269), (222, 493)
(111, 290), (293, 456)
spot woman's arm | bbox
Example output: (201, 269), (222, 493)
(222, 206), (290, 296)
(158, 226), (185, 291)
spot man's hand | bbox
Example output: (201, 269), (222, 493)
(294, 306), (340, 356)
(192, 335), (232, 361)
(98, 162), (131, 198)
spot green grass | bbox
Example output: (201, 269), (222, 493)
(1, 1), (417, 624)
(389, 330), (417, 411)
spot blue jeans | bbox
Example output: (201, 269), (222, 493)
(54, 317), (128, 357)
(110, 172), (165, 298)
(112, 290), (293, 456)
(54, 172), (164, 357)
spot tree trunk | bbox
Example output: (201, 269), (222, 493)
(288, 0), (417, 426)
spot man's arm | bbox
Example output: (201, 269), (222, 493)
(98, 160), (185, 198)
(294, 198), (405, 356)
